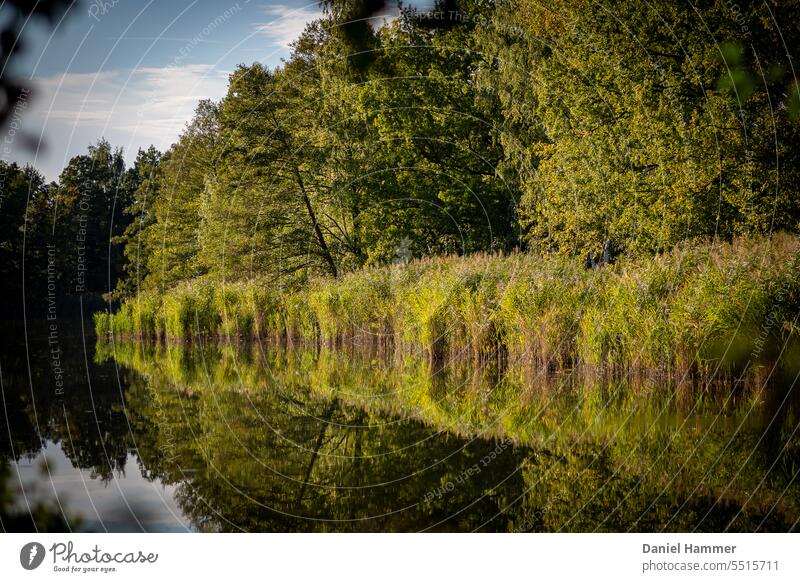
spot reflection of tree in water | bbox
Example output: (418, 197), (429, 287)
(759, 360), (800, 479)
(1, 331), (133, 531)
(121, 353), (527, 532)
(1, 336), (131, 480)
(0, 462), (74, 532)
(105, 341), (800, 532)
(3, 333), (798, 532)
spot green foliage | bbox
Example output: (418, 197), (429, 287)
(16, 2), (796, 310)
(0, 162), (51, 313)
(8, 3), (798, 379)
(55, 139), (136, 294)
(99, 234), (800, 382)
(114, 146), (162, 299)
(147, 101), (218, 292)
(1, 139), (150, 310)
(479, 0), (800, 257)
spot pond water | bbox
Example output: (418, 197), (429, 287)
(2, 332), (798, 532)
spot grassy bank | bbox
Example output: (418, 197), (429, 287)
(95, 234), (800, 375)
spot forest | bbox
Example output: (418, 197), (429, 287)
(2, 0), (800, 367)
(3, 0), (800, 535)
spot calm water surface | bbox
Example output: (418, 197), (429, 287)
(2, 333), (798, 532)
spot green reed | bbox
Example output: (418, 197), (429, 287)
(95, 234), (800, 378)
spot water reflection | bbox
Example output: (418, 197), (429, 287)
(8, 442), (189, 532)
(2, 335), (799, 532)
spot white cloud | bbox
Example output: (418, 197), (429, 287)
(255, 4), (323, 48)
(8, 2), (325, 180)
(123, 65), (230, 136)
(12, 65), (230, 180)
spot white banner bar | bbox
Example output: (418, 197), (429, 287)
(1, 533), (798, 581)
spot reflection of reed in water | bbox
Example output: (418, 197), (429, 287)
(93, 339), (800, 532)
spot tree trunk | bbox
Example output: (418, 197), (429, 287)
(293, 166), (338, 278)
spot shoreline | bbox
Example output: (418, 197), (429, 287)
(95, 234), (800, 384)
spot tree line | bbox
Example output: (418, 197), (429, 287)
(2, 0), (799, 317)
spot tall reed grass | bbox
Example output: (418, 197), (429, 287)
(95, 234), (800, 376)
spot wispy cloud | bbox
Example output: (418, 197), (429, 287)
(34, 65), (229, 137)
(129, 65), (230, 135)
(255, 4), (323, 48)
(105, 37), (226, 43)
(16, 65), (230, 179)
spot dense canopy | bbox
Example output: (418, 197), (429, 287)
(2, 0), (798, 308)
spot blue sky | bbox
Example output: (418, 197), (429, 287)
(8, 0), (327, 180)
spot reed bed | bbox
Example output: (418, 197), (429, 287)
(95, 234), (800, 377)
